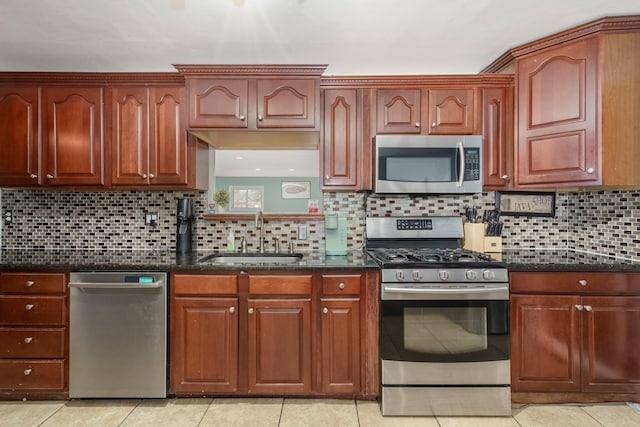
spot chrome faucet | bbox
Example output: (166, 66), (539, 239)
(255, 209), (264, 253)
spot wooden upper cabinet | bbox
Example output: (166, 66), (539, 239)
(187, 79), (249, 128)
(256, 79), (317, 128)
(516, 37), (598, 187)
(427, 88), (475, 134)
(322, 88), (359, 189)
(111, 86), (187, 186)
(42, 87), (104, 186)
(482, 87), (513, 189)
(0, 87), (39, 186)
(376, 89), (421, 134)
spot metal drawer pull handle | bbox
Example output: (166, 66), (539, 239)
(578, 280), (587, 286)
(24, 368), (32, 376)
(24, 337), (33, 344)
(585, 305), (593, 312)
(25, 304), (34, 310)
(25, 281), (35, 287)
(575, 304), (584, 311)
(229, 307), (235, 313)
(338, 282), (345, 290)
(322, 307), (328, 314)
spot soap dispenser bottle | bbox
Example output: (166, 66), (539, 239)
(226, 228), (235, 252)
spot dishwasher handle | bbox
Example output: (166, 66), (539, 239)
(68, 280), (164, 289)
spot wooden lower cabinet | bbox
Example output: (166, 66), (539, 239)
(170, 270), (379, 398)
(510, 272), (640, 403)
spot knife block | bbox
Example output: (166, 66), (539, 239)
(484, 236), (503, 253)
(462, 223), (486, 252)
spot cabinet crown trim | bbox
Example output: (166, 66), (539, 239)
(173, 64), (328, 77)
(321, 74), (514, 87)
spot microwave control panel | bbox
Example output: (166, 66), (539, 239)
(464, 148), (481, 181)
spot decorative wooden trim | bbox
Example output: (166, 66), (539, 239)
(173, 64), (328, 77)
(482, 15), (640, 72)
(320, 74), (514, 88)
(0, 72), (184, 85)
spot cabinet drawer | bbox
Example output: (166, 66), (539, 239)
(173, 275), (238, 296)
(321, 275), (361, 296)
(0, 272), (67, 295)
(0, 296), (66, 325)
(510, 272), (640, 294)
(0, 360), (65, 391)
(249, 275), (312, 295)
(0, 328), (65, 359)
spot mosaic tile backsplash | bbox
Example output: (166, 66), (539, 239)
(1, 189), (638, 260)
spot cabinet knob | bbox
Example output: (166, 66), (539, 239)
(322, 307), (329, 314)
(25, 304), (34, 311)
(587, 168), (595, 174)
(585, 305), (593, 312)
(431, 122), (437, 127)
(338, 282), (345, 290)
(415, 122), (421, 127)
(46, 174), (53, 179)
(25, 280), (34, 288)
(141, 174), (147, 179)
(229, 307), (235, 313)
(325, 175), (330, 180)
(248, 308), (254, 314)
(578, 279), (588, 286)
(24, 337), (33, 344)
(149, 173), (155, 179)
(239, 115), (246, 121)
(575, 304), (584, 311)
(23, 368), (32, 376)
(29, 174), (37, 179)
(258, 115), (263, 121)
(501, 175), (509, 180)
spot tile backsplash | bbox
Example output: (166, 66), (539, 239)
(1, 189), (638, 261)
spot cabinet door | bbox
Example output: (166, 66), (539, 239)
(516, 38), (598, 187)
(247, 298), (311, 394)
(322, 89), (359, 188)
(320, 298), (360, 394)
(581, 296), (640, 393)
(256, 79), (317, 129)
(427, 88), (475, 134)
(187, 79), (249, 128)
(42, 87), (104, 186)
(148, 87), (188, 185)
(171, 297), (238, 393)
(110, 87), (149, 185)
(376, 89), (421, 134)
(511, 294), (581, 392)
(0, 87), (39, 186)
(482, 87), (512, 188)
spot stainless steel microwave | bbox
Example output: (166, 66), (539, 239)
(374, 135), (483, 194)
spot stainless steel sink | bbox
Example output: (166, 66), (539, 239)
(197, 253), (303, 265)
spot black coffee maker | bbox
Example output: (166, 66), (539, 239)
(176, 198), (195, 254)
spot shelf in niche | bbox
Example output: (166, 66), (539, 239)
(203, 213), (325, 221)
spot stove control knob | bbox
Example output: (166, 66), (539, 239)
(483, 270), (496, 281)
(395, 270), (405, 281)
(466, 270), (478, 281)
(438, 270), (450, 281)
(412, 270), (423, 281)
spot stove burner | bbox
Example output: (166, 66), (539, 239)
(369, 247), (500, 266)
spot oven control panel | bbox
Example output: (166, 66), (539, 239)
(396, 219), (432, 230)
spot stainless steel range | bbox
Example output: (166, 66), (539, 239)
(366, 216), (511, 416)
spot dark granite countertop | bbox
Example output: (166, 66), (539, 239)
(501, 249), (640, 272)
(0, 249), (378, 272)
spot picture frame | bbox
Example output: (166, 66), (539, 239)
(495, 191), (556, 217)
(281, 181), (311, 199)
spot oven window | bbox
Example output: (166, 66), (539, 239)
(381, 300), (509, 363)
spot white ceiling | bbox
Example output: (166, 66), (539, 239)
(1, 0), (638, 75)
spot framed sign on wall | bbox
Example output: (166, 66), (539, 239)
(496, 191), (556, 217)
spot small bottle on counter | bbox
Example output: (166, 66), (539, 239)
(226, 228), (235, 252)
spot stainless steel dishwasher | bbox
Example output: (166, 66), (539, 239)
(69, 272), (167, 398)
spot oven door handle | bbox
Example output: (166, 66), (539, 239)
(456, 141), (465, 188)
(383, 285), (506, 294)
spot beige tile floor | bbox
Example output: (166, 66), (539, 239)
(0, 398), (639, 427)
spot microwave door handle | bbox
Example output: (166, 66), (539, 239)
(456, 141), (465, 187)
